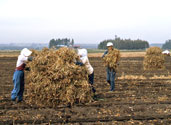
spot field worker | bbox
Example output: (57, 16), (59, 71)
(102, 42), (116, 91)
(78, 49), (96, 93)
(11, 48), (33, 103)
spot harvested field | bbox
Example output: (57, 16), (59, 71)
(0, 51), (19, 57)
(0, 53), (171, 124)
(88, 51), (145, 58)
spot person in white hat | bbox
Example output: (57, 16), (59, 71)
(77, 48), (96, 93)
(11, 48), (33, 103)
(102, 42), (116, 91)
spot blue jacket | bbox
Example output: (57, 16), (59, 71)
(102, 50), (108, 58)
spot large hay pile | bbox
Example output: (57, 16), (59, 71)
(25, 48), (93, 107)
(103, 49), (120, 70)
(143, 47), (165, 70)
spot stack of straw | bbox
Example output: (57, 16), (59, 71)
(25, 47), (93, 107)
(103, 49), (120, 70)
(143, 47), (165, 70)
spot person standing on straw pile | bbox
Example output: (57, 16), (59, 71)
(11, 48), (33, 103)
(102, 42), (120, 92)
(78, 49), (96, 93)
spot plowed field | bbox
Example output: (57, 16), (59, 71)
(0, 56), (171, 124)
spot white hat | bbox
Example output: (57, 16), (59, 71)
(20, 48), (32, 57)
(107, 42), (113, 47)
(78, 48), (87, 57)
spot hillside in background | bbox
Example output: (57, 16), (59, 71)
(0, 43), (48, 50)
(0, 43), (165, 50)
(0, 43), (98, 50)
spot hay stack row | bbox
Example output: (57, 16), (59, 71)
(25, 48), (93, 107)
(143, 47), (165, 70)
(103, 49), (120, 70)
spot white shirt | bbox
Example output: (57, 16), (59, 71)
(80, 56), (94, 75)
(16, 55), (28, 67)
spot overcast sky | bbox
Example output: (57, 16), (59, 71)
(0, 0), (171, 44)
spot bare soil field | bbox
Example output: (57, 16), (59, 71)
(0, 54), (171, 124)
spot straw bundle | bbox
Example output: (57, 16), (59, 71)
(25, 47), (93, 107)
(103, 49), (120, 70)
(143, 47), (165, 70)
(146, 47), (162, 55)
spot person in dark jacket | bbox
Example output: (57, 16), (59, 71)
(102, 42), (116, 92)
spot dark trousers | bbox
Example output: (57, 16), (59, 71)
(88, 72), (96, 93)
(11, 70), (24, 101)
(106, 68), (116, 91)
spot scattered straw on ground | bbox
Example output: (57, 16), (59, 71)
(118, 75), (146, 80)
(150, 75), (171, 79)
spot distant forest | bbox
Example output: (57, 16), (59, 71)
(162, 39), (171, 49)
(49, 38), (74, 48)
(98, 36), (149, 50)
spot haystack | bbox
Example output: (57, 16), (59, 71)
(143, 47), (165, 70)
(103, 49), (120, 70)
(25, 47), (93, 107)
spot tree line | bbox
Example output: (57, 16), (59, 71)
(98, 37), (149, 50)
(49, 38), (74, 48)
(162, 39), (171, 49)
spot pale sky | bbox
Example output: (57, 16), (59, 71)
(0, 0), (171, 44)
